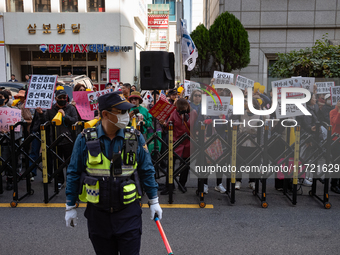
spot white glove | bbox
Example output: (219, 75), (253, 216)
(65, 204), (78, 227)
(149, 197), (162, 220)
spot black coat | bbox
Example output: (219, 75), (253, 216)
(41, 103), (78, 145)
(320, 104), (334, 125)
(298, 104), (322, 140)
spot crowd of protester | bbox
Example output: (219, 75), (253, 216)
(1, 77), (340, 197)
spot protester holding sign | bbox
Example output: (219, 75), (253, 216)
(128, 91), (153, 134)
(38, 89), (78, 190)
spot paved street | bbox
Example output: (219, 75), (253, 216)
(1, 175), (340, 255)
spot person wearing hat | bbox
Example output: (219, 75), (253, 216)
(65, 91), (162, 254)
(167, 88), (178, 105)
(128, 91), (153, 134)
(37, 89), (78, 189)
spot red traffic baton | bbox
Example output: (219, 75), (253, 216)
(154, 214), (173, 255)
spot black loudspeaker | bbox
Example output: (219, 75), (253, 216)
(140, 51), (175, 90)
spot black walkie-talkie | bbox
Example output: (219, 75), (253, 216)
(111, 153), (122, 175)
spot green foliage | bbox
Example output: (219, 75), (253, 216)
(209, 12), (250, 72)
(190, 24), (211, 76)
(269, 34), (340, 78)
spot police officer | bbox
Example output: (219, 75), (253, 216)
(65, 91), (162, 255)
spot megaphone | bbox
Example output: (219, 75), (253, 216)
(52, 112), (63, 126)
(12, 99), (20, 107)
(254, 82), (261, 92)
(131, 116), (137, 129)
(84, 117), (101, 129)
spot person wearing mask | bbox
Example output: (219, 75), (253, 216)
(165, 98), (197, 193)
(128, 91), (153, 135)
(64, 91), (162, 254)
(0, 91), (14, 190)
(121, 83), (131, 100)
(329, 100), (340, 193)
(131, 85), (137, 92)
(37, 89), (78, 189)
(8, 74), (18, 82)
(320, 94), (334, 125)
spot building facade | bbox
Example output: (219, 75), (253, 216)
(203, 0), (340, 87)
(0, 0), (183, 89)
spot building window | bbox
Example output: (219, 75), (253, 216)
(87, 0), (105, 12)
(34, 0), (51, 12)
(61, 0), (78, 12)
(6, 0), (24, 12)
(152, 0), (175, 21)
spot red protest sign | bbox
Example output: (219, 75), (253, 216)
(149, 99), (176, 122)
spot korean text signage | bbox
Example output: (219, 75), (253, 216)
(25, 75), (57, 109)
(149, 100), (176, 122)
(109, 69), (120, 83)
(184, 80), (201, 97)
(201, 96), (230, 116)
(331, 86), (340, 106)
(39, 44), (133, 53)
(28, 23), (80, 34)
(148, 15), (169, 29)
(0, 108), (21, 132)
(316, 82), (334, 94)
(235, 75), (254, 91)
(213, 71), (234, 85)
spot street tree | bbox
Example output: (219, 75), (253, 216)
(209, 12), (250, 72)
(269, 35), (340, 78)
(190, 24), (211, 77)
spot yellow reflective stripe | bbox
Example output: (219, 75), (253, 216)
(86, 168), (110, 176)
(124, 192), (137, 200)
(124, 183), (136, 193)
(88, 151), (102, 164)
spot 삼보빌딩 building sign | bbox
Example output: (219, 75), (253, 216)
(28, 23), (80, 34)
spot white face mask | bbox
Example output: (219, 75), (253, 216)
(326, 99), (331, 105)
(107, 111), (130, 129)
(7, 99), (13, 107)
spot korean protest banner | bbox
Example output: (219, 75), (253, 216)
(25, 74), (57, 109)
(184, 80), (201, 97)
(271, 78), (305, 99)
(149, 99), (176, 122)
(275, 97), (307, 119)
(316, 82), (334, 94)
(72, 91), (94, 120)
(235, 75), (254, 91)
(0, 108), (21, 132)
(331, 86), (340, 106)
(87, 89), (112, 111)
(213, 71), (234, 85)
(201, 94), (231, 116)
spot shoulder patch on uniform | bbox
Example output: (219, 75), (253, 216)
(143, 143), (149, 153)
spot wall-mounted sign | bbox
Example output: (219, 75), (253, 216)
(39, 44), (133, 53)
(109, 69), (120, 83)
(28, 23), (80, 34)
(148, 14), (169, 29)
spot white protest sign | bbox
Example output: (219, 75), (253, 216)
(213, 71), (234, 85)
(235, 75), (254, 91)
(331, 86), (340, 106)
(201, 95), (230, 116)
(184, 80), (201, 97)
(25, 75), (57, 109)
(275, 98), (307, 119)
(316, 82), (334, 94)
(272, 78), (305, 99)
(299, 77), (315, 92)
(87, 89), (112, 111)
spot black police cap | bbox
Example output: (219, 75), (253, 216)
(98, 91), (135, 111)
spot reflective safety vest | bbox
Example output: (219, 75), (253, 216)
(79, 127), (142, 211)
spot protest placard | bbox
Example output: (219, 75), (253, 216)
(72, 91), (94, 120)
(331, 86), (340, 106)
(25, 75), (57, 109)
(272, 78), (306, 99)
(213, 71), (234, 85)
(184, 80), (201, 97)
(0, 108), (21, 132)
(201, 95), (230, 116)
(316, 82), (334, 94)
(235, 75), (254, 91)
(149, 99), (176, 122)
(87, 89), (112, 111)
(275, 98), (307, 119)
